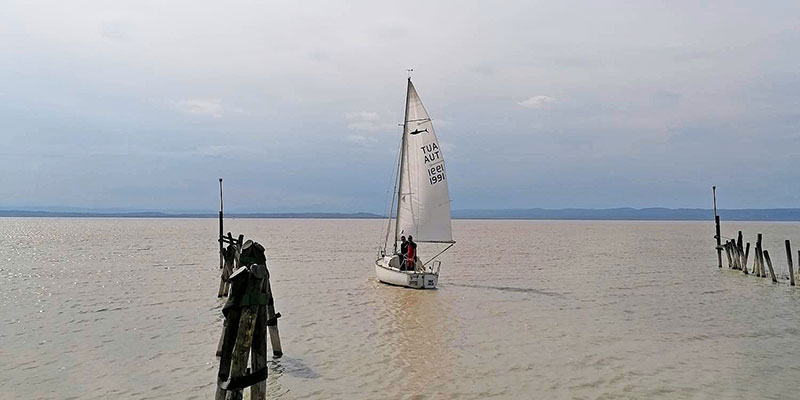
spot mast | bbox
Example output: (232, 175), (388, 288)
(393, 77), (412, 254)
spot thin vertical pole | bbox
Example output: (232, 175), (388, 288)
(219, 178), (224, 270)
(713, 186), (722, 268)
(786, 240), (795, 286)
(393, 78), (412, 255)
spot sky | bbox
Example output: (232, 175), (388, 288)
(1, 1), (799, 213)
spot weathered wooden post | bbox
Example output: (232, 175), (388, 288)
(763, 250), (778, 283)
(732, 240), (741, 270)
(218, 245), (236, 297)
(786, 240), (795, 286)
(743, 242), (750, 275)
(724, 241), (733, 269)
(264, 276), (283, 358)
(215, 267), (249, 400)
(736, 231), (744, 270)
(251, 283), (268, 400)
(713, 187), (722, 268)
(226, 264), (266, 400)
(755, 234), (764, 277)
(216, 264), (269, 400)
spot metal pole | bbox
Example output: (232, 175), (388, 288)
(219, 178), (224, 269)
(713, 186), (722, 268)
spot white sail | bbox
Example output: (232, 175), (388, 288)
(396, 81), (453, 243)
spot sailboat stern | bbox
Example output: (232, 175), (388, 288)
(375, 256), (438, 289)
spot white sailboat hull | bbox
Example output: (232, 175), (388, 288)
(374, 256), (438, 289)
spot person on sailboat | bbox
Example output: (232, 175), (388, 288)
(406, 235), (417, 271)
(398, 235), (408, 270)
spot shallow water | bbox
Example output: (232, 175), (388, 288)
(1, 218), (799, 399)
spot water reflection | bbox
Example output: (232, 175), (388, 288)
(376, 282), (457, 393)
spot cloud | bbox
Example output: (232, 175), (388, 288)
(519, 95), (556, 109)
(171, 99), (224, 118)
(345, 111), (395, 132)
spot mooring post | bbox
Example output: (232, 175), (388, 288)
(713, 186), (722, 268)
(743, 242), (750, 275)
(215, 264), (268, 400)
(763, 250), (778, 283)
(215, 268), (248, 400)
(250, 283), (268, 400)
(223, 248), (235, 296)
(228, 265), (265, 400)
(755, 234), (764, 277)
(786, 240), (795, 286)
(736, 231), (744, 270)
(725, 241), (733, 269)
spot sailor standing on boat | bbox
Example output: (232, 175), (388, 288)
(406, 235), (417, 271)
(399, 236), (408, 270)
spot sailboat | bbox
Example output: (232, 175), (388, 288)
(375, 77), (455, 289)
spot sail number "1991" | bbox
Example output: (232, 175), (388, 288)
(428, 164), (446, 185)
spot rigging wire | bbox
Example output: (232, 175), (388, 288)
(378, 129), (404, 254)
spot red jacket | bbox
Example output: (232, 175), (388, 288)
(406, 241), (417, 262)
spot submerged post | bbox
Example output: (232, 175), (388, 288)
(786, 240), (795, 286)
(713, 187), (722, 268)
(724, 241), (733, 269)
(755, 234), (764, 277)
(763, 250), (778, 283)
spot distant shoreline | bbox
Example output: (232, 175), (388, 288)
(1, 208), (799, 221)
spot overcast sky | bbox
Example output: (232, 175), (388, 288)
(1, 1), (798, 212)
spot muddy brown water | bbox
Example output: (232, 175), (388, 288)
(1, 218), (799, 399)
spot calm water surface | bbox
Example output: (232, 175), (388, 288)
(1, 218), (799, 399)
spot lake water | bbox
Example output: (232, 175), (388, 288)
(1, 218), (799, 399)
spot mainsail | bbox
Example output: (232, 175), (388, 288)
(396, 80), (453, 243)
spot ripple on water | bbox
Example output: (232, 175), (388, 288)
(1, 219), (799, 398)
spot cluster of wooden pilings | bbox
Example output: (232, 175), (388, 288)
(718, 231), (796, 286)
(215, 236), (284, 400)
(214, 180), (283, 400)
(712, 187), (796, 286)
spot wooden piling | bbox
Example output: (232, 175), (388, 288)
(215, 268), (248, 400)
(763, 250), (778, 283)
(755, 234), (764, 277)
(226, 265), (265, 400)
(724, 241), (733, 269)
(250, 274), (269, 400)
(218, 246), (236, 297)
(733, 241), (742, 270)
(786, 240), (795, 286)
(743, 242), (750, 275)
(265, 275), (283, 358)
(736, 232), (744, 270)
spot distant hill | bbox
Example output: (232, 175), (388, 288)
(1, 208), (798, 221)
(452, 208), (800, 221)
